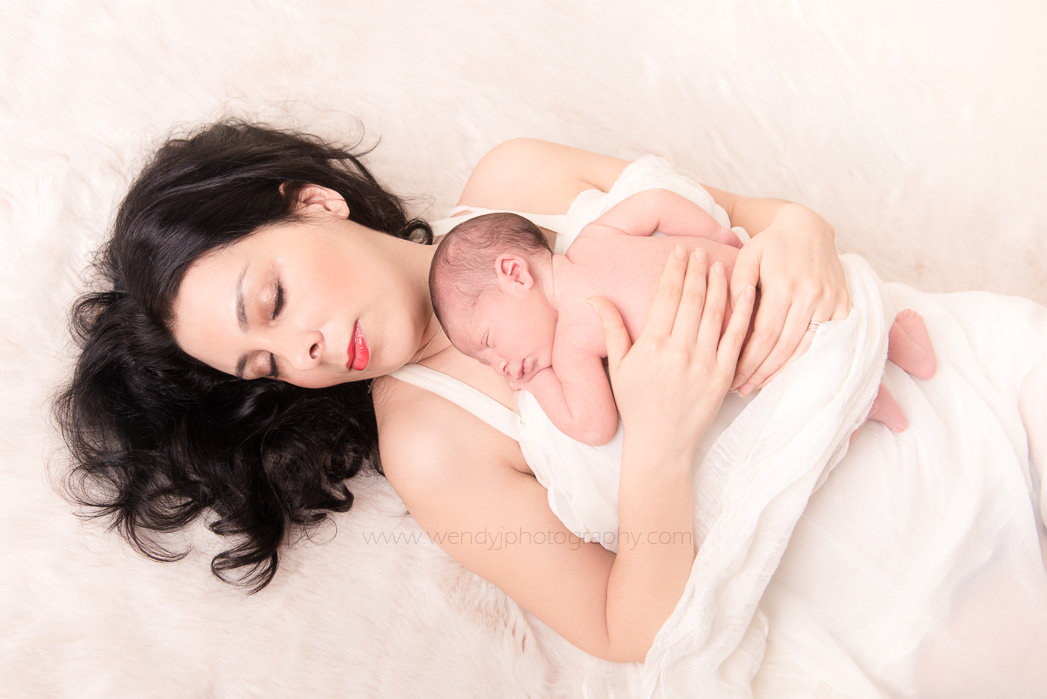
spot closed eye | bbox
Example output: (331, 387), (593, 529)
(272, 280), (284, 319)
(265, 279), (283, 379)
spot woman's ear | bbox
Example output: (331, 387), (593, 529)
(495, 254), (534, 292)
(281, 183), (350, 218)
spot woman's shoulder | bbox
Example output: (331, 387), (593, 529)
(372, 374), (531, 485)
(457, 139), (630, 214)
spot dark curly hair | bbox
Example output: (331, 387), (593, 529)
(54, 121), (432, 592)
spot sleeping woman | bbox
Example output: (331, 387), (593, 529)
(57, 121), (1047, 696)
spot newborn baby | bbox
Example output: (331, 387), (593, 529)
(430, 189), (935, 445)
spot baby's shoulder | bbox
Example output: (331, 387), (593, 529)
(562, 232), (619, 269)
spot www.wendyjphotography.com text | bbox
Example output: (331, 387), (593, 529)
(361, 526), (694, 551)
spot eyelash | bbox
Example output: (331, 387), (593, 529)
(271, 280), (284, 319)
(266, 279), (284, 379)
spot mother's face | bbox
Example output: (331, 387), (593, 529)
(171, 202), (426, 388)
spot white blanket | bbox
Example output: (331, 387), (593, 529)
(644, 254), (887, 695)
(4, 2), (1045, 696)
(643, 262), (1047, 696)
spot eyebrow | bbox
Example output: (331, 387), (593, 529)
(235, 266), (249, 331)
(234, 266), (249, 378)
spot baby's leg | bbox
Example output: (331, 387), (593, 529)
(888, 309), (937, 380)
(867, 383), (908, 432)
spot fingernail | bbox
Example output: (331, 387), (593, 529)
(731, 374), (745, 390)
(674, 245), (687, 259)
(739, 382), (756, 396)
(712, 260), (723, 274)
(745, 285), (756, 300)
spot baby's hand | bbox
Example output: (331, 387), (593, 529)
(507, 367), (547, 391)
(508, 366), (557, 393)
(712, 225), (743, 249)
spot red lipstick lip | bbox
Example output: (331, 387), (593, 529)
(346, 322), (370, 372)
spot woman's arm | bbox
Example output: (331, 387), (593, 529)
(457, 138), (630, 213)
(591, 251), (756, 645)
(379, 400), (625, 658)
(381, 251), (754, 662)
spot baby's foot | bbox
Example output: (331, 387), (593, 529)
(888, 309), (937, 380)
(868, 383), (909, 432)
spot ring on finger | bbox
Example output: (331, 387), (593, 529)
(806, 320), (824, 332)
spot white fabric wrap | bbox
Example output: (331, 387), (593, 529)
(641, 254), (887, 697)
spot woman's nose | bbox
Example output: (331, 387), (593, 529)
(279, 329), (325, 371)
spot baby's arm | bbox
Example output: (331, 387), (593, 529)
(516, 352), (619, 447)
(582, 188), (742, 248)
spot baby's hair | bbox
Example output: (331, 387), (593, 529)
(429, 212), (551, 325)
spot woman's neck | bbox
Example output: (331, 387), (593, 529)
(410, 241), (454, 365)
(411, 311), (452, 365)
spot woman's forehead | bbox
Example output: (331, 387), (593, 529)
(170, 246), (245, 368)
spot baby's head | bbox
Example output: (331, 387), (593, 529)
(430, 213), (556, 383)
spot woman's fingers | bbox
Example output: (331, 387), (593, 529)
(758, 291), (843, 386)
(671, 248), (709, 340)
(600, 249), (751, 461)
(761, 325), (815, 386)
(694, 260), (728, 353)
(731, 291), (788, 390)
(728, 242), (761, 312)
(589, 296), (631, 372)
(737, 301), (812, 394)
(718, 284), (757, 368)
(726, 206), (854, 392)
(642, 245), (690, 338)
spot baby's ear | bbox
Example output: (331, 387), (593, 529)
(495, 254), (533, 290)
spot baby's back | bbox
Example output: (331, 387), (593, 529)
(559, 233), (739, 347)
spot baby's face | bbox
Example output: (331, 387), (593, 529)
(451, 288), (557, 384)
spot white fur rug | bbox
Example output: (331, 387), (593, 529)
(2, 1), (1044, 696)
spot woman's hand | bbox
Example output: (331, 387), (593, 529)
(728, 204), (850, 395)
(590, 247), (757, 464)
